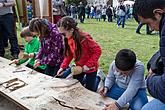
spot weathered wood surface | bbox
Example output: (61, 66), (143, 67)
(0, 57), (117, 110)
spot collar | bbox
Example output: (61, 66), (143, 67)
(159, 13), (165, 36)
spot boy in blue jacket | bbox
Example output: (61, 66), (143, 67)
(133, 0), (165, 110)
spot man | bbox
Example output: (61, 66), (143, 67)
(78, 2), (85, 23)
(52, 0), (66, 24)
(0, 0), (19, 59)
(116, 0), (126, 28)
(133, 0), (165, 110)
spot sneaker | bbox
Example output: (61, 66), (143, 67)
(97, 69), (106, 81)
(136, 31), (141, 34)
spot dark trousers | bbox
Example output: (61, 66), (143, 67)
(73, 71), (97, 91)
(45, 64), (60, 77)
(26, 64), (45, 74)
(136, 22), (150, 34)
(108, 15), (113, 22)
(0, 14), (19, 56)
(79, 14), (85, 23)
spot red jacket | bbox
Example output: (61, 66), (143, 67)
(60, 32), (102, 73)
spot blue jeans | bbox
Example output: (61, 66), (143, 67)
(0, 14), (19, 56)
(73, 71), (97, 91)
(106, 84), (148, 110)
(142, 99), (165, 110)
(117, 16), (125, 28)
(83, 75), (101, 92)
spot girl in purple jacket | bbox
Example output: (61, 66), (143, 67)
(29, 18), (64, 77)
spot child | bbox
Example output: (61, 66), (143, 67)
(11, 27), (45, 73)
(29, 18), (64, 77)
(56, 16), (102, 91)
(99, 49), (148, 110)
(133, 0), (165, 109)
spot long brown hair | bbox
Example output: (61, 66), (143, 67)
(57, 16), (84, 61)
(29, 18), (50, 39)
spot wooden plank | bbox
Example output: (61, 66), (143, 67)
(0, 57), (127, 110)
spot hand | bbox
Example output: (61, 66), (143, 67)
(103, 102), (119, 110)
(34, 59), (40, 68)
(0, 3), (3, 8)
(10, 59), (19, 65)
(99, 86), (108, 97)
(57, 68), (64, 76)
(29, 53), (34, 58)
(82, 65), (90, 72)
(147, 68), (155, 77)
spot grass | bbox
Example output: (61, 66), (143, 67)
(6, 18), (159, 75)
(78, 19), (159, 75)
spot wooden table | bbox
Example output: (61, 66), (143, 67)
(0, 57), (116, 110)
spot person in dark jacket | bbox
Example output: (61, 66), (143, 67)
(78, 2), (85, 23)
(133, 0), (165, 110)
(106, 5), (113, 22)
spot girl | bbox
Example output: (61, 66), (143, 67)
(11, 27), (45, 73)
(29, 18), (64, 77)
(57, 16), (102, 91)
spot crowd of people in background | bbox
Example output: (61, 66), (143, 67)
(65, 1), (133, 25)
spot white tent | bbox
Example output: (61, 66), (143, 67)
(124, 0), (135, 6)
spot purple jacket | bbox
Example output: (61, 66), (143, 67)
(36, 22), (64, 66)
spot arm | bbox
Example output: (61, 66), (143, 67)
(40, 34), (63, 65)
(84, 37), (102, 68)
(60, 55), (73, 69)
(116, 64), (145, 108)
(4, 0), (15, 7)
(18, 44), (29, 65)
(146, 23), (165, 103)
(104, 61), (116, 90)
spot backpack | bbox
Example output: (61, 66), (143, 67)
(147, 51), (164, 75)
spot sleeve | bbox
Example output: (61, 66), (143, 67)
(116, 64), (145, 107)
(40, 34), (63, 65)
(30, 40), (40, 54)
(18, 44), (29, 65)
(104, 62), (116, 90)
(60, 55), (73, 69)
(84, 37), (102, 68)
(146, 23), (165, 103)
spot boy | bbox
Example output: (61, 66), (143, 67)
(133, 0), (165, 110)
(99, 49), (148, 110)
(11, 27), (45, 73)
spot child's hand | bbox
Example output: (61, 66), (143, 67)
(29, 53), (35, 58)
(82, 65), (90, 72)
(57, 68), (64, 76)
(10, 59), (19, 65)
(34, 59), (40, 68)
(103, 102), (119, 110)
(99, 86), (108, 97)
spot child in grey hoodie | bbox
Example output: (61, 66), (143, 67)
(99, 49), (148, 110)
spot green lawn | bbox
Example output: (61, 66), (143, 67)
(78, 19), (159, 75)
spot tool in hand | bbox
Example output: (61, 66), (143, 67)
(12, 70), (26, 73)
(66, 66), (83, 79)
